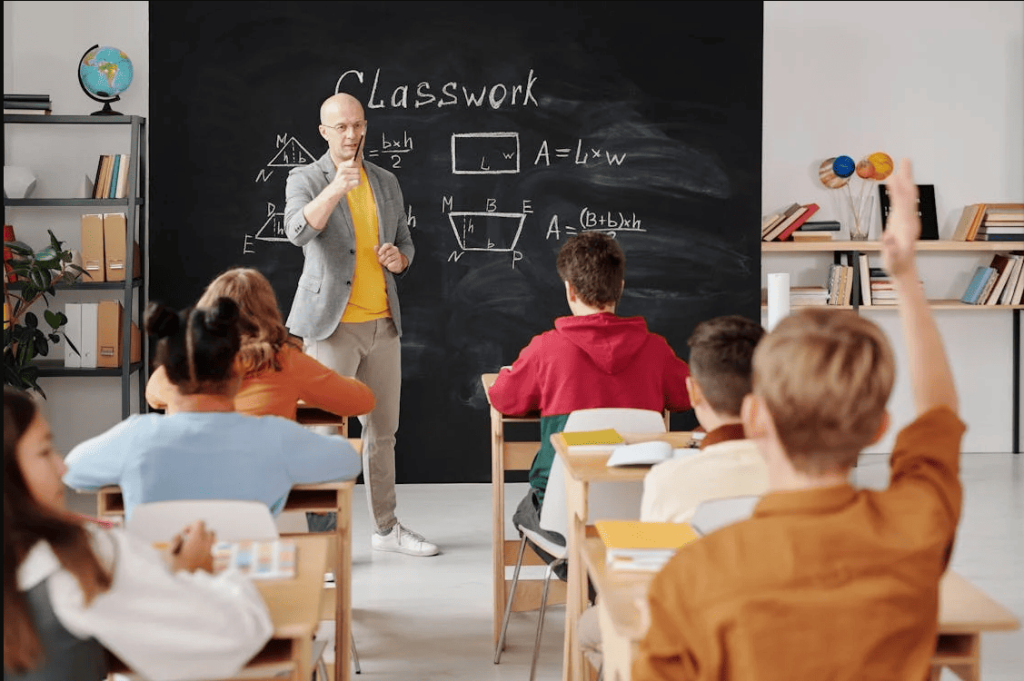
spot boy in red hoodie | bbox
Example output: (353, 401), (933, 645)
(488, 231), (692, 555)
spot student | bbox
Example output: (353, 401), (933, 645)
(639, 314), (769, 523)
(633, 159), (964, 681)
(488, 231), (692, 555)
(146, 267), (375, 420)
(64, 297), (362, 520)
(579, 314), (769, 671)
(3, 386), (273, 681)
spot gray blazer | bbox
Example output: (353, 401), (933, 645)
(284, 152), (414, 340)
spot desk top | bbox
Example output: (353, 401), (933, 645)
(581, 537), (1021, 641)
(258, 534), (328, 639)
(553, 432), (695, 483)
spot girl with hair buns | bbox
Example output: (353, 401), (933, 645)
(146, 267), (374, 420)
(3, 386), (272, 681)
(63, 297), (361, 521)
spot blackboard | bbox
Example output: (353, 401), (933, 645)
(149, 1), (763, 483)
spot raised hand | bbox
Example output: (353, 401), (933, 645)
(880, 158), (921, 279)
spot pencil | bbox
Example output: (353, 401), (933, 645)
(354, 132), (364, 164)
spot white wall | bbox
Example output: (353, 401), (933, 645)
(763, 0), (1024, 454)
(5, 1), (1022, 457)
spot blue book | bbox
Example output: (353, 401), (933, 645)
(961, 266), (995, 304)
(976, 233), (1024, 241)
(108, 155), (121, 198)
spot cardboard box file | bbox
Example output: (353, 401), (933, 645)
(80, 303), (98, 368)
(102, 213), (141, 282)
(96, 300), (142, 368)
(63, 303), (82, 368)
(80, 214), (105, 282)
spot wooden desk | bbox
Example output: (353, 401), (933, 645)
(481, 372), (566, 645)
(580, 538), (1021, 681)
(552, 432), (693, 681)
(96, 482), (355, 681)
(109, 534), (328, 681)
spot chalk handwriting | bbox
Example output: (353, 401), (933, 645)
(534, 140), (628, 167)
(336, 68), (539, 110)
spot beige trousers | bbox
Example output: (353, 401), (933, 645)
(305, 318), (401, 533)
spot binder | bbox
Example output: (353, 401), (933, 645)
(103, 213), (141, 282)
(63, 303), (82, 368)
(97, 300), (142, 368)
(80, 303), (98, 368)
(81, 213), (106, 282)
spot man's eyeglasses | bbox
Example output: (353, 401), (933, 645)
(322, 120), (366, 134)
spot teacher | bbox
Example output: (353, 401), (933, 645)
(283, 92), (438, 557)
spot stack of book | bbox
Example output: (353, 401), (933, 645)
(594, 520), (700, 572)
(761, 202), (821, 242)
(4, 93), (51, 115)
(961, 253), (1024, 305)
(91, 154), (131, 199)
(951, 204), (1024, 242)
(826, 261), (855, 306)
(789, 286), (830, 307)
(868, 268), (898, 306)
(791, 220), (841, 242)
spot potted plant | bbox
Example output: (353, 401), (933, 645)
(4, 229), (86, 396)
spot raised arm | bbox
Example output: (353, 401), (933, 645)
(881, 159), (958, 416)
(293, 349), (375, 417)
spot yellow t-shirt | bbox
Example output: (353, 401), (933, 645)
(342, 166), (391, 323)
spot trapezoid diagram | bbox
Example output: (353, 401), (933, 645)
(448, 211), (526, 252)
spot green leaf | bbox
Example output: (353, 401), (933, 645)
(62, 333), (80, 356)
(48, 333), (61, 344)
(44, 309), (61, 328)
(24, 312), (38, 329)
(4, 240), (34, 256)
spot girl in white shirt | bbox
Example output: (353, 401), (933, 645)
(3, 386), (273, 681)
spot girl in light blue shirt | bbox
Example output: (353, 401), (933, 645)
(64, 297), (361, 520)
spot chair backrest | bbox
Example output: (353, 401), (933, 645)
(562, 407), (668, 434)
(538, 408), (669, 536)
(690, 495), (759, 536)
(126, 499), (280, 544)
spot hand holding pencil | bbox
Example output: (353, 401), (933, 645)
(166, 520), (216, 574)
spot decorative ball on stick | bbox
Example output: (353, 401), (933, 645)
(832, 155), (856, 179)
(855, 158), (876, 179)
(867, 152), (894, 181)
(818, 157), (850, 189)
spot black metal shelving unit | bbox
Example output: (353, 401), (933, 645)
(4, 114), (147, 418)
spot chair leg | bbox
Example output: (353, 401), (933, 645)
(351, 630), (361, 674)
(529, 556), (566, 681)
(494, 532), (529, 664)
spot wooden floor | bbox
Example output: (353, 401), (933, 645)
(69, 452), (1023, 680)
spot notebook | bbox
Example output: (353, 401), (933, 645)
(595, 520), (700, 571)
(560, 428), (625, 452)
(212, 539), (297, 580)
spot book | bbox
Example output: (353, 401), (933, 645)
(1009, 252), (1024, 305)
(879, 184), (938, 240)
(774, 203), (821, 242)
(594, 520), (700, 572)
(790, 232), (833, 242)
(797, 220), (841, 232)
(761, 202), (801, 239)
(4, 94), (52, 102)
(63, 303), (82, 368)
(108, 154), (121, 199)
(606, 440), (675, 467)
(998, 255), (1024, 306)
(961, 266), (995, 304)
(983, 254), (1015, 305)
(114, 154), (130, 198)
(3, 107), (52, 116)
(212, 539), (297, 580)
(559, 428), (625, 451)
(94, 155), (112, 199)
(976, 265), (1000, 305)
(789, 286), (829, 306)
(764, 205), (807, 241)
(2, 99), (52, 110)
(91, 156), (106, 199)
(976, 233), (1024, 242)
(978, 224), (1024, 234)
(79, 303), (98, 368)
(859, 253), (871, 306)
(951, 205), (983, 241)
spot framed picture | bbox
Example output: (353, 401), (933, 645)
(879, 183), (939, 240)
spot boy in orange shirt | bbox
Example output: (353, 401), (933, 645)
(633, 159), (964, 681)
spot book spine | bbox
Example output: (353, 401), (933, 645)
(2, 100), (52, 110)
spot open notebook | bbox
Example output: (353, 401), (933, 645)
(605, 440), (699, 467)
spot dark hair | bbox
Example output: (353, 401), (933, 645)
(3, 387), (111, 672)
(555, 231), (625, 308)
(145, 297), (242, 396)
(687, 315), (766, 416)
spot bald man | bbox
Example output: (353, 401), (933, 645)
(284, 93), (438, 557)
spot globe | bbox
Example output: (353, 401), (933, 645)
(78, 44), (134, 115)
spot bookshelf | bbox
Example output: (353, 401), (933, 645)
(4, 114), (147, 418)
(763, 239), (1023, 453)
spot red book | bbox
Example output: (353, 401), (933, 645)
(777, 203), (820, 241)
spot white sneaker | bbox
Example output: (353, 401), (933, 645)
(371, 523), (439, 557)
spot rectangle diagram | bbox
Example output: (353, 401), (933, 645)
(451, 132), (520, 174)
(449, 212), (526, 252)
